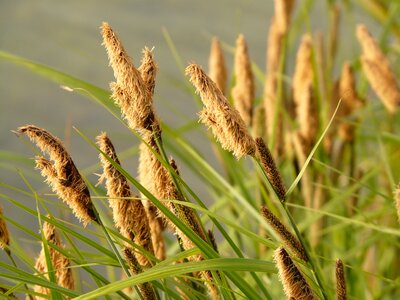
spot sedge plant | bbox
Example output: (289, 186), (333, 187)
(1, 1), (400, 299)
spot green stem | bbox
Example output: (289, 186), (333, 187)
(6, 250), (34, 300)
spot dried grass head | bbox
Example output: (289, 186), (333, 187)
(293, 34), (318, 152)
(337, 62), (364, 141)
(186, 63), (256, 159)
(34, 219), (74, 298)
(356, 24), (400, 114)
(274, 247), (315, 299)
(261, 206), (307, 261)
(97, 132), (154, 266)
(0, 206), (10, 251)
(101, 22), (157, 132)
(336, 259), (347, 300)
(17, 125), (97, 226)
(208, 37), (227, 95)
(232, 34), (255, 127)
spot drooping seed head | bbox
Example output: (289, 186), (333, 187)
(17, 125), (97, 226)
(186, 63), (256, 159)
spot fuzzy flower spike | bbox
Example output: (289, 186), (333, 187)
(186, 63), (256, 159)
(17, 125), (97, 226)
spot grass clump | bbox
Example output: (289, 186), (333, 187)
(1, 1), (400, 299)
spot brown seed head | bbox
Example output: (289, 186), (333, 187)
(256, 138), (287, 201)
(123, 247), (156, 300)
(186, 63), (256, 158)
(232, 34), (255, 127)
(34, 220), (74, 298)
(101, 22), (157, 132)
(274, 247), (315, 299)
(208, 37), (227, 95)
(97, 133), (154, 266)
(336, 259), (347, 300)
(0, 207), (10, 251)
(17, 125), (97, 226)
(261, 206), (307, 261)
(356, 24), (400, 114)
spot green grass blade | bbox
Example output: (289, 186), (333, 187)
(74, 258), (275, 300)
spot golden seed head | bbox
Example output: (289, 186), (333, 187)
(138, 47), (158, 97)
(356, 24), (385, 62)
(274, 247), (315, 299)
(208, 37), (227, 95)
(293, 34), (318, 150)
(97, 132), (154, 266)
(17, 125), (97, 226)
(274, 0), (295, 34)
(138, 132), (217, 297)
(34, 220), (74, 298)
(263, 17), (285, 156)
(232, 34), (255, 126)
(137, 132), (170, 261)
(261, 206), (307, 261)
(338, 62), (364, 141)
(336, 259), (347, 300)
(356, 24), (400, 114)
(101, 22), (157, 132)
(0, 206), (10, 251)
(186, 63), (256, 159)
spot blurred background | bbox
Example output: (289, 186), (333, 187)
(0, 0), (379, 265)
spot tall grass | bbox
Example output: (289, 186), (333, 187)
(1, 1), (400, 299)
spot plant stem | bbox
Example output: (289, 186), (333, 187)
(6, 250), (34, 300)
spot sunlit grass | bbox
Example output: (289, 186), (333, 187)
(1, 1), (400, 299)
